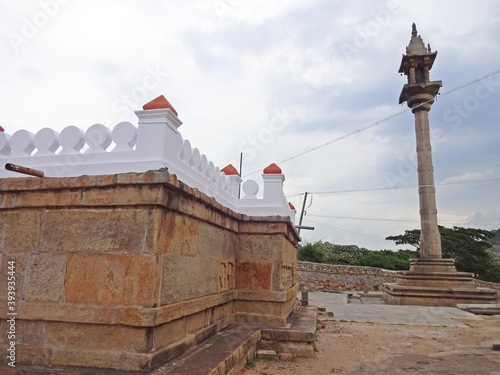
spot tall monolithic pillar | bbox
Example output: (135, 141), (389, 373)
(383, 24), (497, 306)
(399, 23), (442, 259)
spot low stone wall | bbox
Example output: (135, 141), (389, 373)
(298, 261), (500, 295)
(475, 279), (500, 293)
(297, 262), (398, 292)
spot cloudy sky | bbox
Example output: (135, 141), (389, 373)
(1, 0), (499, 249)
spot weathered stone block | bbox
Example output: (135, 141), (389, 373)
(51, 348), (122, 369)
(153, 318), (187, 349)
(236, 262), (272, 290)
(160, 255), (219, 304)
(211, 305), (224, 323)
(0, 364), (18, 374)
(45, 322), (148, 351)
(186, 310), (208, 334)
(0, 253), (29, 304)
(198, 221), (236, 258)
(16, 302), (119, 326)
(1, 210), (41, 253)
(234, 300), (285, 316)
(0, 192), (16, 209)
(14, 321), (48, 346)
(159, 213), (199, 256)
(15, 190), (81, 208)
(81, 185), (164, 206)
(144, 208), (168, 254)
(25, 253), (67, 302)
(41, 208), (149, 253)
(237, 235), (283, 262)
(15, 345), (52, 365)
(65, 253), (158, 306)
(120, 352), (153, 372)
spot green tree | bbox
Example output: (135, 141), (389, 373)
(297, 242), (324, 263)
(357, 249), (418, 270)
(386, 226), (497, 280)
(322, 243), (368, 265)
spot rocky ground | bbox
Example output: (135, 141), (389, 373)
(240, 315), (500, 375)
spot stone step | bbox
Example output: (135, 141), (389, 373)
(258, 306), (317, 357)
(456, 303), (500, 315)
(153, 325), (260, 375)
(154, 306), (317, 374)
(1, 307), (318, 375)
(384, 283), (498, 306)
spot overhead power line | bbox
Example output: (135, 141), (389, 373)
(244, 68), (500, 177)
(305, 214), (486, 224)
(285, 177), (500, 197)
(307, 214), (415, 222)
(304, 219), (388, 242)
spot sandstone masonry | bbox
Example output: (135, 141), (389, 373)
(0, 169), (299, 372)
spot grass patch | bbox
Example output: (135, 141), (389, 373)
(246, 358), (256, 369)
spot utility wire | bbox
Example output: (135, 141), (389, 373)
(285, 177), (500, 197)
(244, 68), (500, 177)
(307, 214), (417, 222)
(305, 214), (484, 224)
(304, 219), (388, 242)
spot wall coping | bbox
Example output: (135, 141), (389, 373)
(0, 168), (300, 244)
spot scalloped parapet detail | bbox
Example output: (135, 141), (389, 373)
(142, 95), (178, 116)
(0, 107), (294, 221)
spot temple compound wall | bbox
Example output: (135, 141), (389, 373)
(298, 261), (500, 294)
(0, 169), (299, 372)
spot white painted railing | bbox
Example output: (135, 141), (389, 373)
(0, 104), (295, 220)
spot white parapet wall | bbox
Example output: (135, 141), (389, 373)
(0, 99), (295, 221)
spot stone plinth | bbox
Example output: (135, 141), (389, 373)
(0, 169), (299, 372)
(383, 258), (498, 306)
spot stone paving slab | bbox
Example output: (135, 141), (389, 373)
(305, 291), (483, 327)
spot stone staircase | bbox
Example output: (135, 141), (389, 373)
(2, 307), (317, 375)
(157, 306), (317, 375)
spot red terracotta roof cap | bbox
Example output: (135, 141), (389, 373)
(0, 125), (4, 132)
(143, 95), (178, 116)
(288, 202), (296, 210)
(263, 163), (282, 174)
(221, 164), (240, 176)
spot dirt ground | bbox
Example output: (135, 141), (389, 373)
(240, 316), (500, 375)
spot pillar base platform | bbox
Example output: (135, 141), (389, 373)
(383, 258), (498, 306)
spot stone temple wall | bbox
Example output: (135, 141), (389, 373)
(298, 261), (500, 294)
(0, 169), (299, 372)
